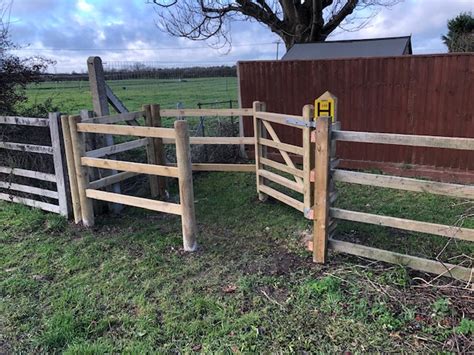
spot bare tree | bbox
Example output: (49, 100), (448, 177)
(1, 0), (52, 114)
(150, 0), (401, 50)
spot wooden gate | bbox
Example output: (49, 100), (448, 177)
(253, 101), (316, 219)
(0, 113), (70, 216)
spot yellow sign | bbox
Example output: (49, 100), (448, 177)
(314, 97), (335, 122)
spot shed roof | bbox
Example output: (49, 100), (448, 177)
(281, 36), (412, 60)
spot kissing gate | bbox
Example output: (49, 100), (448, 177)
(63, 92), (474, 282)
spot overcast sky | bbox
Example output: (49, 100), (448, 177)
(7, 0), (474, 73)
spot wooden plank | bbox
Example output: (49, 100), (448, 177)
(69, 115), (95, 226)
(258, 169), (304, 194)
(81, 111), (144, 125)
(330, 208), (474, 242)
(0, 141), (54, 155)
(191, 164), (255, 172)
(77, 123), (175, 139)
(144, 105), (159, 198)
(105, 83), (140, 126)
(259, 138), (304, 156)
(332, 170), (474, 199)
(190, 137), (255, 145)
(0, 116), (50, 127)
(302, 104), (314, 217)
(49, 112), (69, 217)
(86, 189), (181, 215)
(254, 111), (305, 128)
(150, 104), (167, 199)
(260, 157), (304, 178)
(0, 181), (58, 199)
(160, 108), (253, 117)
(328, 239), (473, 282)
(85, 138), (148, 158)
(175, 120), (198, 251)
(0, 166), (56, 182)
(81, 157), (179, 178)
(61, 115), (81, 223)
(313, 116), (332, 263)
(333, 130), (474, 151)
(89, 171), (138, 190)
(253, 102), (267, 201)
(259, 184), (305, 212)
(0, 192), (60, 214)
(261, 120), (304, 185)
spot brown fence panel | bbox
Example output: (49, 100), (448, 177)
(238, 54), (474, 183)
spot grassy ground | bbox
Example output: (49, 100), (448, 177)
(1, 172), (473, 353)
(1, 78), (472, 352)
(22, 77), (238, 114)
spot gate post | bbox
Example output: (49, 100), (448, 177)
(312, 116), (332, 263)
(175, 120), (198, 251)
(302, 105), (315, 218)
(68, 115), (95, 227)
(253, 101), (268, 201)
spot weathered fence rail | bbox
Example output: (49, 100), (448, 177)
(0, 114), (70, 216)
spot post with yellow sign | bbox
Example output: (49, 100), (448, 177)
(312, 91), (338, 263)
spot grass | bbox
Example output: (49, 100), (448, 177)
(22, 77), (238, 114)
(1, 172), (473, 353)
(1, 77), (472, 352)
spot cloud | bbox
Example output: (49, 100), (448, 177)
(7, 0), (474, 72)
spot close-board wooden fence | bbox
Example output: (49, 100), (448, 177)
(0, 114), (70, 216)
(307, 93), (474, 282)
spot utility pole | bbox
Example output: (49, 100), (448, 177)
(275, 40), (282, 60)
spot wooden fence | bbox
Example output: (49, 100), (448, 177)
(64, 106), (256, 250)
(308, 93), (474, 282)
(0, 114), (70, 216)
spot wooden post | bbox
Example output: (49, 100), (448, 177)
(313, 116), (331, 263)
(60, 115), (81, 223)
(174, 120), (197, 251)
(253, 101), (268, 201)
(49, 112), (70, 217)
(68, 115), (95, 227)
(87, 57), (122, 212)
(302, 105), (315, 218)
(144, 104), (167, 199)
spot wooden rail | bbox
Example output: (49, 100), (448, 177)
(85, 138), (149, 158)
(333, 170), (474, 199)
(81, 157), (180, 178)
(0, 166), (56, 182)
(77, 123), (176, 139)
(332, 130), (474, 150)
(254, 111), (305, 128)
(0, 116), (50, 127)
(162, 137), (255, 145)
(160, 108), (253, 117)
(81, 111), (144, 125)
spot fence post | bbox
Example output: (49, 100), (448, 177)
(49, 112), (70, 217)
(312, 116), (331, 263)
(302, 105), (315, 218)
(253, 101), (268, 201)
(68, 115), (95, 227)
(151, 104), (167, 199)
(61, 115), (81, 223)
(174, 120), (197, 251)
(87, 56), (122, 213)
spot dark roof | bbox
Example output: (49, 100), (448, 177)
(281, 36), (412, 60)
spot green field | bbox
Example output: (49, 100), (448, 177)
(1, 79), (473, 352)
(23, 77), (238, 115)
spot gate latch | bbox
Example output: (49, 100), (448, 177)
(285, 118), (316, 128)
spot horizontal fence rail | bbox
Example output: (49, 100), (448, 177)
(0, 114), (70, 216)
(311, 109), (474, 282)
(332, 130), (474, 151)
(160, 108), (253, 117)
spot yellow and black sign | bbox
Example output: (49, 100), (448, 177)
(314, 91), (337, 123)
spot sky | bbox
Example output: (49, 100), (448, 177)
(6, 0), (474, 73)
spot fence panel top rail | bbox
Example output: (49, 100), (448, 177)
(332, 130), (474, 151)
(160, 108), (253, 117)
(81, 111), (145, 125)
(254, 111), (306, 129)
(0, 116), (50, 127)
(76, 123), (176, 139)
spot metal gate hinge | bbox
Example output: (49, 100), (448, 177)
(285, 118), (316, 128)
